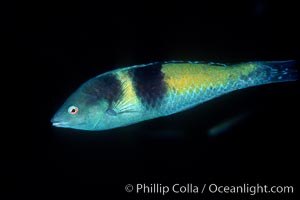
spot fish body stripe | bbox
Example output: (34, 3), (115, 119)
(157, 62), (259, 115)
(161, 62), (257, 95)
(128, 63), (167, 108)
(115, 71), (139, 104)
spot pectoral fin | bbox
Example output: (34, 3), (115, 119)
(106, 99), (139, 116)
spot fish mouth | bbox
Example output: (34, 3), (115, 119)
(51, 117), (69, 127)
(51, 118), (86, 129)
(52, 121), (69, 127)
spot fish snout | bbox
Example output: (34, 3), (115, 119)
(51, 115), (68, 127)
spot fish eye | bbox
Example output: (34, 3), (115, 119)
(68, 106), (79, 115)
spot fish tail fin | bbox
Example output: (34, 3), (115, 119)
(259, 60), (298, 83)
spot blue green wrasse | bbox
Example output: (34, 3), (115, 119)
(51, 60), (298, 131)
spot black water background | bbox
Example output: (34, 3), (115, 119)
(6, 0), (300, 199)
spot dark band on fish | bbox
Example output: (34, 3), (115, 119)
(83, 73), (123, 105)
(129, 63), (167, 108)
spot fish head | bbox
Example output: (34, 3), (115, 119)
(51, 72), (144, 131)
(51, 81), (111, 131)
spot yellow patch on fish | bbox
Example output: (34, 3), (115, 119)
(116, 71), (140, 105)
(162, 63), (256, 94)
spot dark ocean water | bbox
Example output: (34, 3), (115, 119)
(8, 0), (299, 199)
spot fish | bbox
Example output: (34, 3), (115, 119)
(51, 60), (298, 131)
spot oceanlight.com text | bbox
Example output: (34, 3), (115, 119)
(124, 183), (294, 196)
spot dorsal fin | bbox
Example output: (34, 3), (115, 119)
(162, 60), (228, 66)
